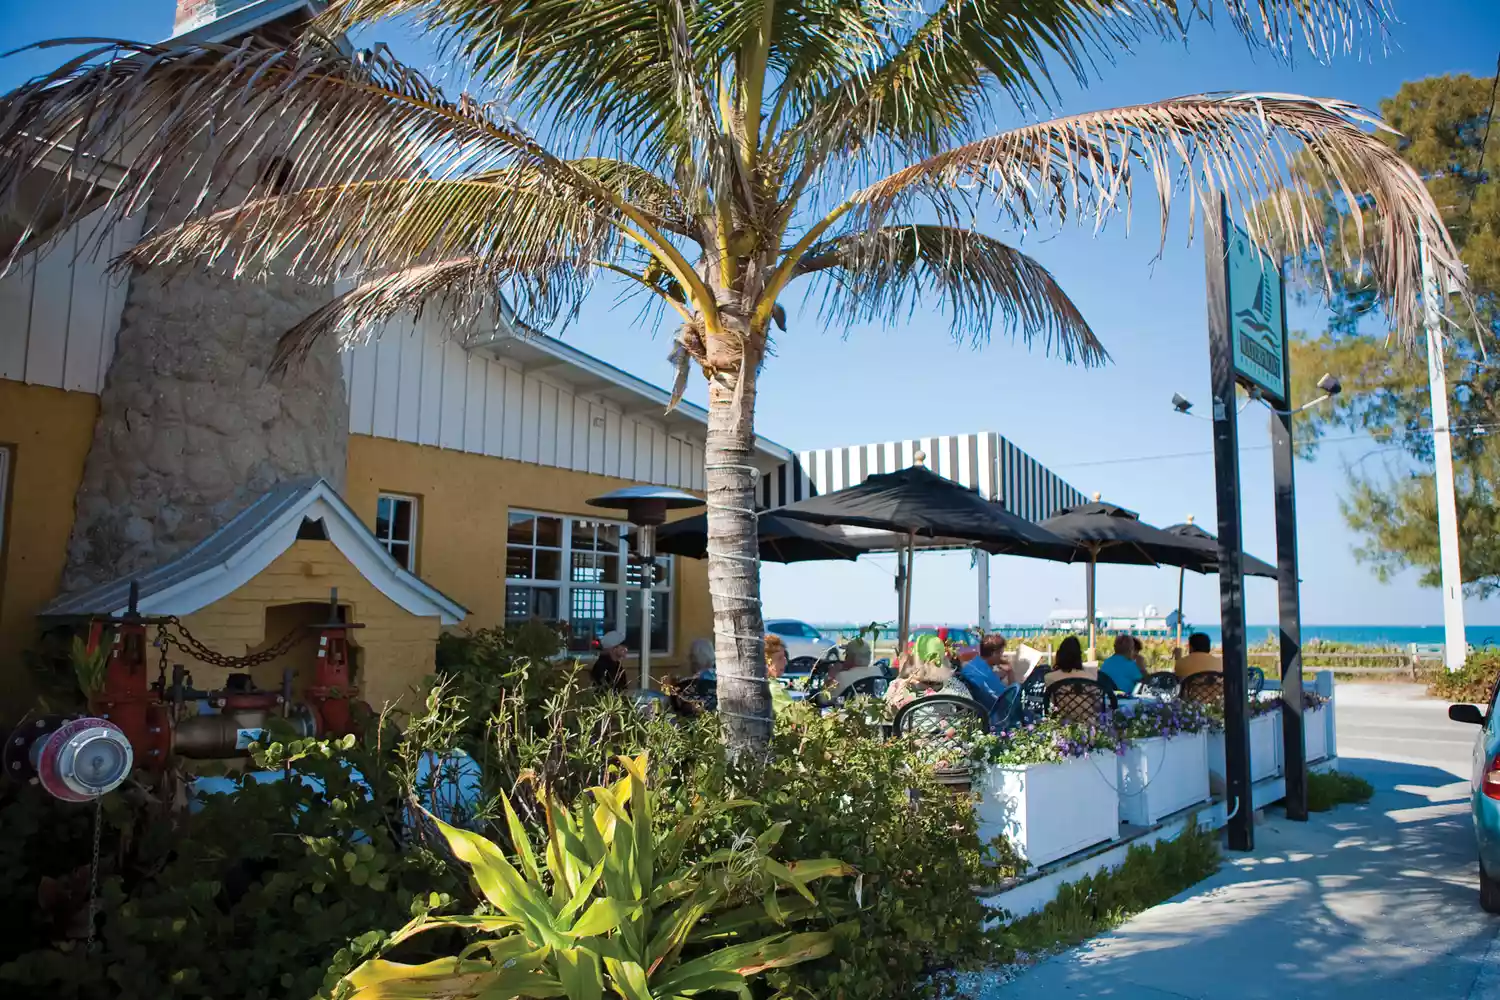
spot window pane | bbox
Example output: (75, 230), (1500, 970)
(567, 587), (616, 652)
(535, 515), (562, 548)
(768, 623), (797, 637)
(802, 624), (824, 639)
(506, 585), (560, 622)
(624, 590), (671, 654)
(389, 542), (411, 571)
(375, 497), (393, 540)
(534, 549), (562, 581)
(570, 551), (601, 584)
(390, 498), (413, 542)
(505, 548), (534, 579)
(507, 512), (537, 545)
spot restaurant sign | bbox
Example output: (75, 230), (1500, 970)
(1225, 224), (1289, 405)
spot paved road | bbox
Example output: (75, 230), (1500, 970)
(995, 683), (1500, 1000)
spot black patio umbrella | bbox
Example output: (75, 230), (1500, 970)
(1164, 519), (1278, 645)
(775, 464), (1077, 646)
(1041, 500), (1219, 656)
(651, 510), (864, 563)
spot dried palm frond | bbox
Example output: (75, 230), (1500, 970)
(847, 92), (1464, 344)
(269, 256), (507, 371)
(794, 224), (1105, 364)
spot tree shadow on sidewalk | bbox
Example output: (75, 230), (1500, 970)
(1002, 758), (1498, 999)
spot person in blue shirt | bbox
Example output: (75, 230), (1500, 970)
(1098, 633), (1146, 695)
(958, 633), (1015, 721)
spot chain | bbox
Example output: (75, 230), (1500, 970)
(155, 616), (309, 670)
(86, 795), (102, 953)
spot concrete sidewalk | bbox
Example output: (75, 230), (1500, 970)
(993, 751), (1500, 999)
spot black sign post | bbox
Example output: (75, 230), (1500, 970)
(1206, 196), (1254, 852)
(1270, 247), (1308, 823)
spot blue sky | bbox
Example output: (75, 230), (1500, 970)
(5, 1), (1500, 627)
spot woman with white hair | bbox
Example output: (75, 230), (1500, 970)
(822, 638), (887, 702)
(687, 637), (716, 679)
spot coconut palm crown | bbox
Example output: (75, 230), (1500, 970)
(0, 0), (1467, 751)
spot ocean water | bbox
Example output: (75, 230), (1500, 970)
(815, 622), (1500, 649)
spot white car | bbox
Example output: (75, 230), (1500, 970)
(765, 619), (835, 663)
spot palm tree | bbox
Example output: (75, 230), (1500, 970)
(0, 0), (1465, 753)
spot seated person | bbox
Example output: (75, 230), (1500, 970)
(1174, 632), (1222, 679)
(1098, 633), (1146, 694)
(1130, 636), (1150, 676)
(591, 629), (630, 692)
(884, 652), (974, 711)
(764, 634), (794, 714)
(823, 638), (886, 702)
(959, 633), (1015, 716)
(687, 637), (716, 680)
(1043, 635), (1099, 691)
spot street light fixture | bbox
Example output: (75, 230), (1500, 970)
(1170, 373), (1342, 419)
(586, 485), (704, 691)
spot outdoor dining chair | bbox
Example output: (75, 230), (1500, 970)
(840, 675), (890, 701)
(1018, 666), (1050, 723)
(1179, 671), (1226, 705)
(1248, 666), (1266, 697)
(1045, 677), (1113, 725)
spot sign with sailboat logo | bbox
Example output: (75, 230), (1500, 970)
(1225, 224), (1289, 405)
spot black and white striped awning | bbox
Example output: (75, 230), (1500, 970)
(761, 432), (1086, 523)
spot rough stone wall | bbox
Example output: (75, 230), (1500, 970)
(61, 264), (348, 592)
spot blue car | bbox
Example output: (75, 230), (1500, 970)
(1448, 690), (1500, 912)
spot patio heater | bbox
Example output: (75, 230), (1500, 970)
(587, 486), (704, 690)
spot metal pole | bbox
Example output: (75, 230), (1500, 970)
(1422, 232), (1467, 671)
(900, 532), (916, 653)
(1272, 408), (1308, 821)
(976, 550), (992, 632)
(1208, 195), (1254, 852)
(895, 547), (908, 651)
(1085, 552), (1097, 659)
(638, 525), (655, 691)
(1175, 566), (1185, 650)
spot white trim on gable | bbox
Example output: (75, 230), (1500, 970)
(93, 481), (465, 624)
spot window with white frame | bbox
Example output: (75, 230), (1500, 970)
(375, 493), (419, 571)
(506, 511), (673, 654)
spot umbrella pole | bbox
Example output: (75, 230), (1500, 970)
(900, 531), (916, 654)
(1086, 550), (1097, 660)
(1176, 567), (1186, 650)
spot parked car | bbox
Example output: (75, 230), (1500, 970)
(1448, 688), (1500, 912)
(765, 619), (836, 662)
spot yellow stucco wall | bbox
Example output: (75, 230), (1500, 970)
(0, 381), (97, 715)
(174, 538), (443, 712)
(345, 434), (711, 675)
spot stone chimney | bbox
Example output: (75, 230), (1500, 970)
(174, 0), (256, 35)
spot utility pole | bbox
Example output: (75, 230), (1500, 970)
(1422, 232), (1467, 671)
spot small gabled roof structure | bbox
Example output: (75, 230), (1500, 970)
(41, 479), (466, 623)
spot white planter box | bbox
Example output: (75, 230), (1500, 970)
(977, 752), (1119, 869)
(1306, 705), (1330, 762)
(1119, 732), (1211, 826)
(1208, 713), (1282, 784)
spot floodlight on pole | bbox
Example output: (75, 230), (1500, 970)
(586, 486), (704, 691)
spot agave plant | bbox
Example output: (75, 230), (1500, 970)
(343, 754), (850, 999)
(0, 1), (1468, 754)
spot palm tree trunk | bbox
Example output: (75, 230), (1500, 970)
(705, 358), (771, 753)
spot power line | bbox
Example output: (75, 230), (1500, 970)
(1052, 422), (1500, 470)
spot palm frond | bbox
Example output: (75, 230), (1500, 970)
(849, 92), (1464, 343)
(793, 223), (1104, 364)
(0, 38), (659, 275)
(270, 257), (504, 372)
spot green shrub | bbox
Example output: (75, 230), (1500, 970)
(1428, 649), (1500, 703)
(0, 729), (461, 1000)
(1307, 770), (1375, 812)
(996, 818), (1220, 961)
(344, 754), (849, 999)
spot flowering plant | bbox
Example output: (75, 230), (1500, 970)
(1113, 699), (1218, 741)
(976, 717), (1123, 767)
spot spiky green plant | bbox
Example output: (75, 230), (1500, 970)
(0, 0), (1467, 753)
(341, 754), (849, 999)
